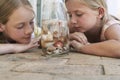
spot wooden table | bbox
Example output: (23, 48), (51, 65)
(0, 48), (120, 80)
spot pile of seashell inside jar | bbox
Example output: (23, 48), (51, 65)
(40, 20), (69, 56)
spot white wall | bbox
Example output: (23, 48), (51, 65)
(28, 0), (37, 14)
(28, 0), (120, 19)
(107, 0), (120, 19)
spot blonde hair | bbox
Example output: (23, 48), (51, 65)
(65, 0), (109, 24)
(0, 0), (33, 24)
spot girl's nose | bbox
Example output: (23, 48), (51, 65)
(70, 15), (77, 24)
(25, 24), (34, 35)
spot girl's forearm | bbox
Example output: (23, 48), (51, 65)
(0, 44), (15, 54)
(79, 40), (120, 58)
(0, 44), (29, 54)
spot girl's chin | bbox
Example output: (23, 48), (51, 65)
(24, 41), (31, 44)
(75, 30), (85, 33)
(24, 42), (30, 44)
(19, 40), (31, 44)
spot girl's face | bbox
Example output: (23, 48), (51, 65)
(2, 6), (34, 44)
(66, 0), (101, 33)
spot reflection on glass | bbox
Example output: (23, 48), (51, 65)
(40, 0), (69, 56)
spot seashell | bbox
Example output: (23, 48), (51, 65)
(47, 46), (56, 52)
(47, 51), (52, 55)
(42, 24), (49, 34)
(41, 40), (46, 48)
(46, 46), (56, 55)
(53, 40), (63, 47)
(53, 49), (60, 54)
(59, 36), (65, 42)
(41, 31), (53, 42)
(53, 31), (59, 38)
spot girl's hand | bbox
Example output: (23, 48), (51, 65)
(69, 32), (89, 45)
(70, 40), (83, 52)
(28, 36), (41, 49)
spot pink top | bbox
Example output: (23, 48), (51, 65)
(100, 18), (120, 41)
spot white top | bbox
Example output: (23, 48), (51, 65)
(100, 18), (120, 41)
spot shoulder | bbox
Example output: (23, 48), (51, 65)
(101, 16), (120, 41)
(104, 17), (120, 41)
(105, 16), (120, 33)
(106, 16), (120, 27)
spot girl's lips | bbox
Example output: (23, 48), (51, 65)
(74, 27), (81, 30)
(74, 27), (85, 32)
(24, 35), (32, 38)
(24, 36), (31, 40)
(23, 38), (31, 43)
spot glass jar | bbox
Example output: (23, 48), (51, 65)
(41, 20), (69, 56)
(40, 0), (69, 56)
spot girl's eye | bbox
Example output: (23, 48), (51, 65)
(68, 14), (72, 18)
(76, 13), (82, 17)
(30, 21), (34, 25)
(68, 13), (82, 18)
(29, 21), (34, 29)
(17, 24), (24, 29)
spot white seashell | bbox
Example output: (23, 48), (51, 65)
(53, 49), (60, 54)
(41, 31), (53, 41)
